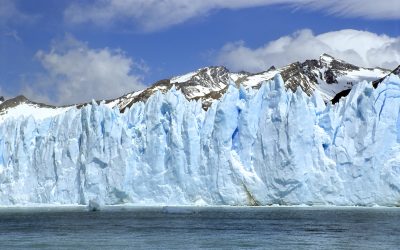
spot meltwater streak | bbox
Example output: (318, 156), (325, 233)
(0, 74), (400, 206)
(0, 207), (399, 249)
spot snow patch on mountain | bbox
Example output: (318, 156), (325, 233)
(171, 71), (198, 83)
(0, 103), (71, 122)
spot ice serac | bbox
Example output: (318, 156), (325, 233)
(0, 74), (400, 206)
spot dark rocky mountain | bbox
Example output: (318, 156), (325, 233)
(103, 54), (391, 110)
(0, 54), (395, 118)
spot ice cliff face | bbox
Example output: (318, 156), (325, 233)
(0, 74), (400, 207)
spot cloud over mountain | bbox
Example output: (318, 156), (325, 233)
(215, 29), (400, 72)
(24, 35), (147, 105)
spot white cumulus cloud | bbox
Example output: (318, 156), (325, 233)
(215, 29), (400, 72)
(25, 35), (147, 105)
(64, 0), (400, 31)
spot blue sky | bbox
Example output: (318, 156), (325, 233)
(0, 0), (399, 104)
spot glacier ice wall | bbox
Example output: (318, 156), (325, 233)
(1, 74), (400, 206)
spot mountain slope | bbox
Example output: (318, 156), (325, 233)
(103, 53), (391, 110)
(0, 54), (393, 120)
(0, 95), (70, 122)
(332, 64), (400, 104)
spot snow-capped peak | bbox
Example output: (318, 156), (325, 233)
(319, 53), (336, 63)
(0, 55), (395, 121)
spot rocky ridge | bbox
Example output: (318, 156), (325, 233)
(0, 54), (394, 118)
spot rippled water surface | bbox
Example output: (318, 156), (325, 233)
(0, 206), (399, 249)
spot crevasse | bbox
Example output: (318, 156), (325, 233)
(0, 74), (400, 206)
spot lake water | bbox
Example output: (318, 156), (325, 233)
(0, 206), (399, 249)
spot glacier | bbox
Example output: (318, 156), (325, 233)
(1, 74), (400, 207)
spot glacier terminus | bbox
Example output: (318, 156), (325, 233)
(0, 71), (400, 207)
